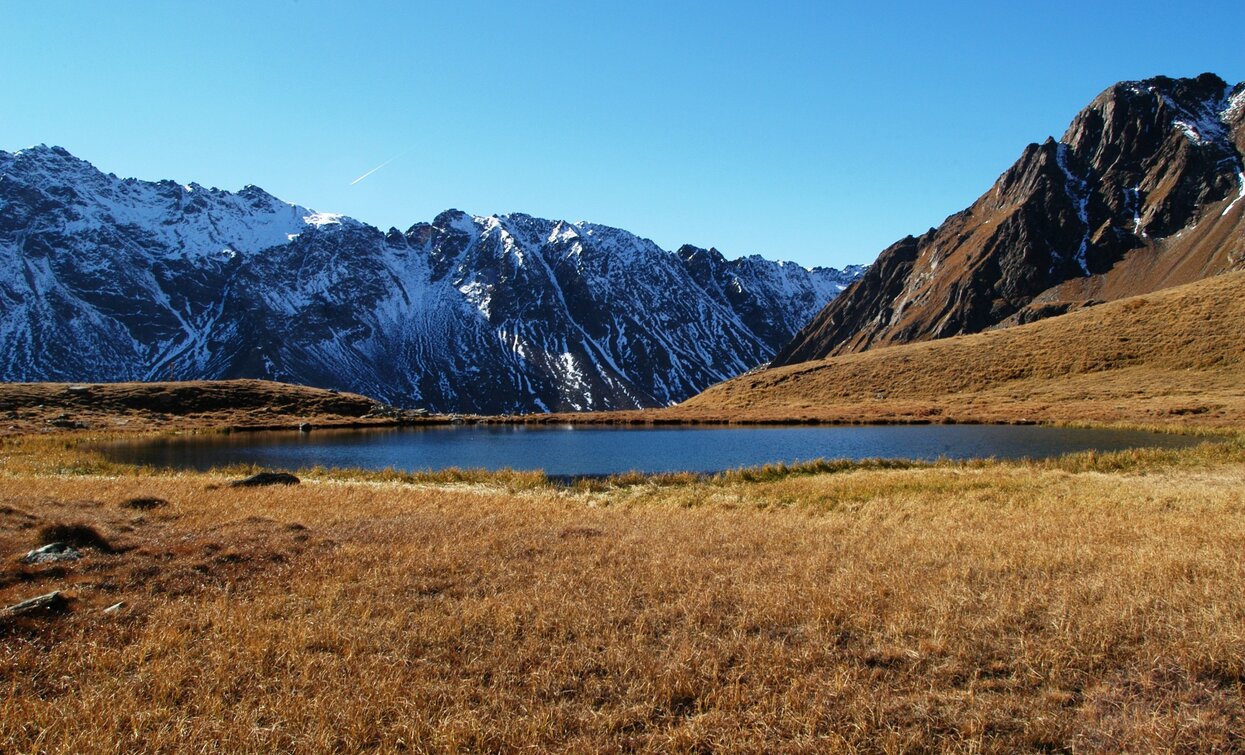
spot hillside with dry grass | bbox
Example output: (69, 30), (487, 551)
(674, 270), (1245, 427)
(0, 380), (439, 437)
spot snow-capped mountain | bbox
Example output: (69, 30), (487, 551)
(0, 146), (862, 412)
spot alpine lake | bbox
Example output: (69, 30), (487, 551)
(101, 423), (1204, 478)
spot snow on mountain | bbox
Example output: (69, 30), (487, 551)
(0, 146), (863, 412)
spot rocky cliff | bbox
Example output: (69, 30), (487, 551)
(774, 73), (1245, 366)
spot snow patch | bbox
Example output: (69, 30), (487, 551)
(304, 212), (343, 227)
(1174, 120), (1210, 144)
(548, 221), (579, 243)
(1124, 187), (1147, 238)
(447, 213), (479, 237)
(1222, 172), (1245, 217)
(1055, 144), (1092, 275)
(1170, 86), (1234, 146)
(1220, 87), (1245, 121)
(458, 280), (492, 317)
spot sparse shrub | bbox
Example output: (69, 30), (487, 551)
(37, 522), (113, 552)
(121, 496), (168, 510)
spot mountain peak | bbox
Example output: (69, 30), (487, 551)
(9, 144), (76, 160)
(774, 72), (1245, 367)
(1064, 73), (1241, 157)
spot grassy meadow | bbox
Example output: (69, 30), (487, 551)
(2, 431), (1244, 752)
(669, 271), (1245, 427)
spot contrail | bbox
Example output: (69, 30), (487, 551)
(349, 150), (407, 185)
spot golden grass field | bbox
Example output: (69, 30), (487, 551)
(2, 430), (1244, 753)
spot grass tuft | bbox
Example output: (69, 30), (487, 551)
(36, 522), (114, 552)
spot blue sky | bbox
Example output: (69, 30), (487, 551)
(2, 1), (1242, 268)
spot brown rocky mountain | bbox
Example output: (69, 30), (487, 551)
(773, 73), (1245, 366)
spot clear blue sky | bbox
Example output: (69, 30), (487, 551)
(2, 1), (1242, 268)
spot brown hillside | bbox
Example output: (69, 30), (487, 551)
(677, 270), (1245, 427)
(0, 380), (424, 436)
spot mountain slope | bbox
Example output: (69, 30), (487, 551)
(774, 73), (1245, 366)
(676, 270), (1245, 427)
(0, 146), (862, 412)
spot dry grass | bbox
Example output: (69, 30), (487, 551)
(0, 379), (443, 437)
(1, 435), (1244, 752)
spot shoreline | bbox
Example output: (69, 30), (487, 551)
(3, 378), (1241, 441)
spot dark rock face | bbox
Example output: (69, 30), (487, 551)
(0, 147), (864, 413)
(121, 497), (168, 510)
(677, 244), (866, 349)
(775, 73), (1245, 367)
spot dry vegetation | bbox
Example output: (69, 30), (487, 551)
(599, 271), (1245, 429)
(0, 379), (444, 437)
(2, 431), (1244, 752)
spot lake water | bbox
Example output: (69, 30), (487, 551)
(101, 424), (1202, 477)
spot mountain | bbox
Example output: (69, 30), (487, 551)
(773, 73), (1245, 366)
(0, 146), (862, 413)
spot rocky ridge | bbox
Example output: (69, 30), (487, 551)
(0, 146), (862, 412)
(774, 73), (1245, 366)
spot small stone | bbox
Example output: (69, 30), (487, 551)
(47, 417), (85, 429)
(229, 472), (301, 488)
(298, 422), (313, 433)
(103, 601), (125, 614)
(22, 542), (83, 564)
